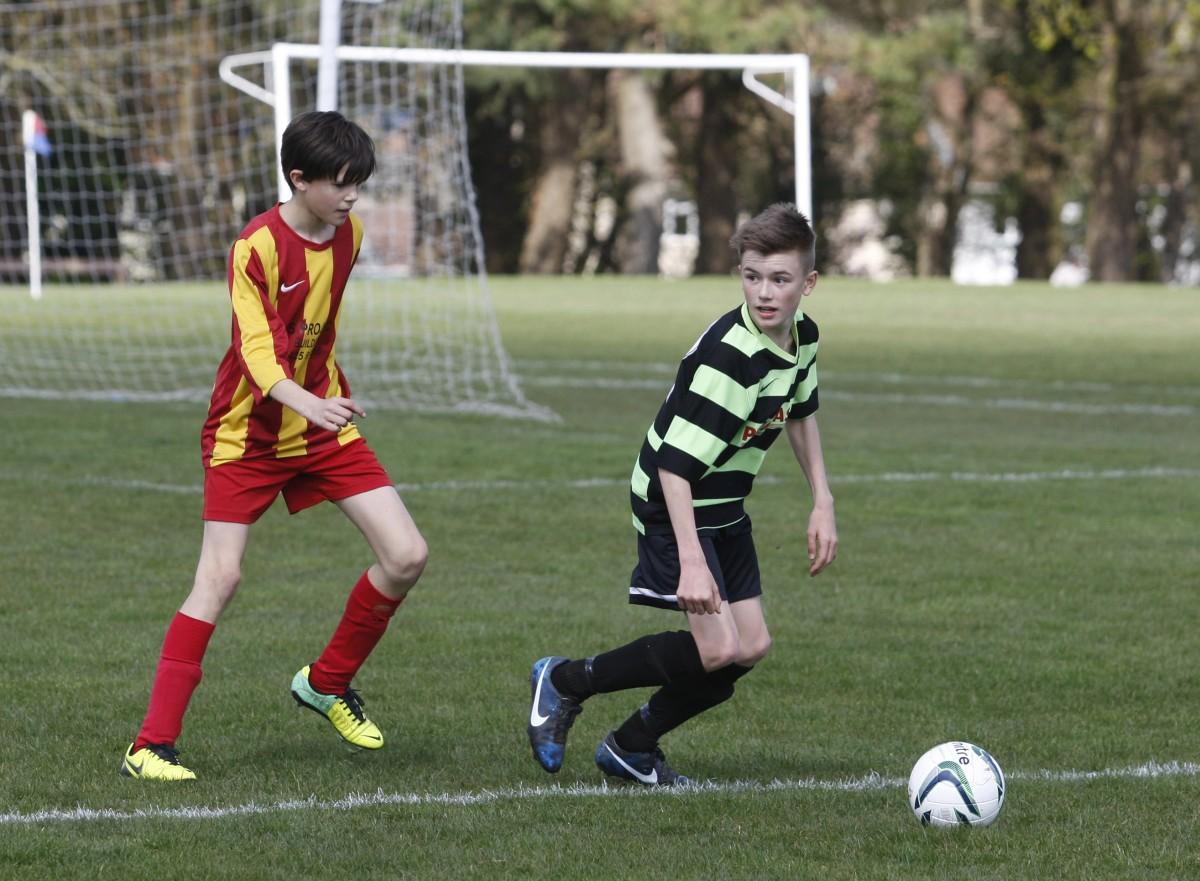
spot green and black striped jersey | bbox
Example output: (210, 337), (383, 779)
(630, 303), (819, 534)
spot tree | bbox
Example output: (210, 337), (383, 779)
(1018, 0), (1200, 281)
(1085, 0), (1145, 281)
(650, 0), (823, 272)
(854, 10), (985, 276)
(611, 69), (675, 272)
(462, 0), (640, 274)
(978, 1), (1090, 278)
(464, 0), (823, 274)
(518, 68), (599, 273)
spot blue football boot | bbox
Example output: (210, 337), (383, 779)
(527, 656), (582, 773)
(595, 731), (691, 787)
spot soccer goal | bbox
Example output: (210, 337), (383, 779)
(0, 0), (550, 419)
(221, 40), (812, 219)
(1, 0), (809, 419)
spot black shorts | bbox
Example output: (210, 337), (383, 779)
(628, 515), (762, 611)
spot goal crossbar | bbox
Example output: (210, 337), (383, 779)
(219, 45), (812, 216)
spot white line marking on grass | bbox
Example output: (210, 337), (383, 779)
(516, 361), (1200, 400)
(393, 476), (627, 492)
(522, 375), (1195, 416)
(517, 358), (675, 375)
(824, 390), (1194, 417)
(79, 476), (203, 494)
(2, 466), (1198, 498)
(2, 761), (1195, 826)
(828, 370), (1200, 400)
(0, 472), (205, 494)
(833, 466), (1200, 485)
(524, 375), (667, 390)
(389, 467), (1200, 492)
(1012, 761), (1200, 782)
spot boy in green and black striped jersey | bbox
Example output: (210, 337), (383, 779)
(528, 204), (838, 785)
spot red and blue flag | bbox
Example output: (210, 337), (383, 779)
(26, 112), (52, 157)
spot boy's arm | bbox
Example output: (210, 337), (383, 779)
(786, 416), (838, 576)
(268, 378), (365, 433)
(227, 237), (363, 432)
(227, 239), (290, 402)
(658, 468), (722, 615)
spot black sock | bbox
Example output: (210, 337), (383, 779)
(590, 630), (706, 694)
(550, 658), (593, 701)
(612, 705), (658, 754)
(615, 663), (754, 753)
(551, 631), (705, 702)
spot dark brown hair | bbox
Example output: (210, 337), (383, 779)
(730, 203), (816, 269)
(280, 111), (376, 192)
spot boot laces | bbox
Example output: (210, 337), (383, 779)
(338, 686), (368, 722)
(147, 744), (184, 766)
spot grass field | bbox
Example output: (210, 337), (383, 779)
(1, 276), (1198, 880)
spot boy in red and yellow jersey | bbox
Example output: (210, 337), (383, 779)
(121, 111), (428, 781)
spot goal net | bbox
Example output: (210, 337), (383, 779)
(0, 0), (552, 420)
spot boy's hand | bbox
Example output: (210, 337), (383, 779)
(304, 395), (366, 432)
(807, 504), (838, 576)
(267, 380), (366, 433)
(677, 561), (722, 615)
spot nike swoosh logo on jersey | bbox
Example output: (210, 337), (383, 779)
(530, 664), (553, 727)
(603, 742), (658, 784)
(280, 279), (305, 293)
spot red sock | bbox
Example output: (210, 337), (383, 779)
(134, 612), (215, 751)
(308, 571), (404, 695)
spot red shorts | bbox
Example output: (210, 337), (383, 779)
(203, 439), (393, 524)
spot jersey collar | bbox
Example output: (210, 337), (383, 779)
(740, 303), (801, 362)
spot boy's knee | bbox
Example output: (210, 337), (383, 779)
(737, 632), (772, 666)
(378, 536), (428, 588)
(193, 562), (241, 607)
(696, 637), (739, 673)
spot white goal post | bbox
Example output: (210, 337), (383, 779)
(220, 45), (813, 218)
(0, 0), (554, 419)
(0, 0), (810, 417)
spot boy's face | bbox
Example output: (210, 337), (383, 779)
(739, 249), (818, 341)
(290, 163), (361, 228)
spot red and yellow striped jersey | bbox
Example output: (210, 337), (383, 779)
(201, 204), (364, 468)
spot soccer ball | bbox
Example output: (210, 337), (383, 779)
(907, 741), (1005, 828)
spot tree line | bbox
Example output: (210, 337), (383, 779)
(462, 0), (1200, 282)
(1, 1), (1195, 283)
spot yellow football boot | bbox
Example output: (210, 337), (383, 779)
(120, 743), (197, 781)
(291, 665), (384, 749)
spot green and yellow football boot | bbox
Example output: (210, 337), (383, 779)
(120, 743), (197, 781)
(290, 665), (384, 749)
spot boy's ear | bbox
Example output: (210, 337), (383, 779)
(803, 270), (819, 295)
(287, 168), (307, 191)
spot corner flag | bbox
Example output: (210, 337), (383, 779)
(21, 109), (49, 300)
(24, 111), (52, 157)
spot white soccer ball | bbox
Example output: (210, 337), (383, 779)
(907, 741), (1005, 828)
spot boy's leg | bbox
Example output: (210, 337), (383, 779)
(599, 534), (770, 785)
(530, 531), (719, 774)
(528, 631), (709, 773)
(550, 529), (730, 704)
(614, 526), (772, 750)
(180, 521), (253, 623)
(612, 598), (771, 753)
(552, 629), (708, 700)
(561, 594), (741, 711)
(309, 485), (427, 693)
(124, 521), (250, 780)
(291, 486), (426, 749)
(334, 484), (428, 600)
